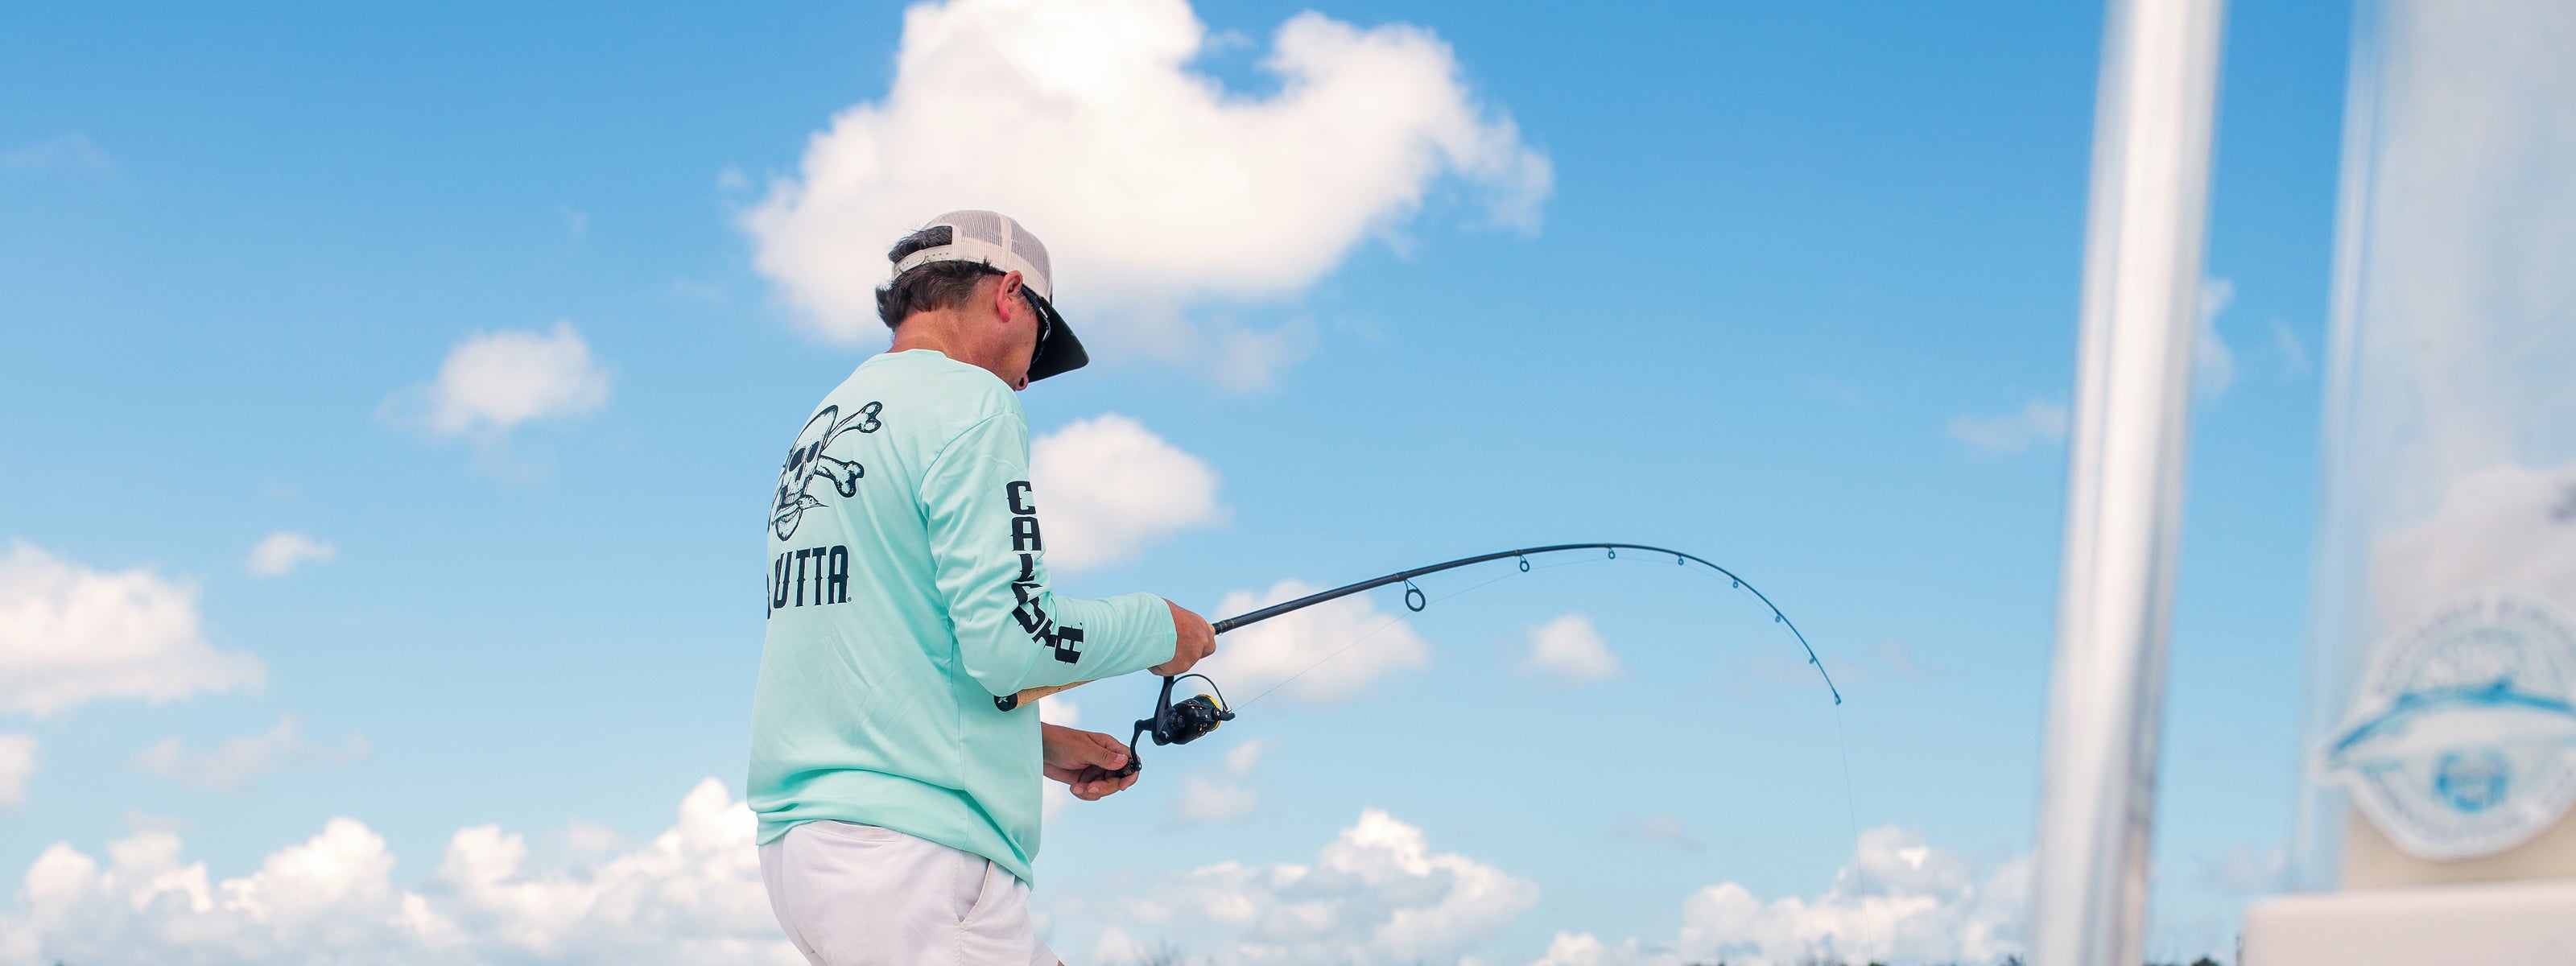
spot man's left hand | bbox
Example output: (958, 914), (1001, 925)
(1042, 724), (1139, 800)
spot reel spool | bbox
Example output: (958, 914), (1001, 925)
(1097, 674), (1233, 780)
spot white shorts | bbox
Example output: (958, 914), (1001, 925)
(758, 820), (1059, 966)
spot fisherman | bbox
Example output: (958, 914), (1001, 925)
(748, 209), (1218, 966)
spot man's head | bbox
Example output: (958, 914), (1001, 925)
(874, 211), (1088, 390)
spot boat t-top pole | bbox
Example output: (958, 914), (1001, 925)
(2026, 1), (2226, 964)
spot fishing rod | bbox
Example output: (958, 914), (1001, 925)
(1001, 542), (1841, 780)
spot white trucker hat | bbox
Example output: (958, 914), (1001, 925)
(891, 210), (1088, 382)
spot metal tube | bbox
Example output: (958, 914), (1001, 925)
(2028, 0), (2226, 963)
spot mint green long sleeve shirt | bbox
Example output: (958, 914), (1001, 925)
(747, 349), (1177, 885)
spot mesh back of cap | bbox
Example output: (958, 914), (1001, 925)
(911, 209), (1053, 296)
(938, 210), (1007, 246)
(1009, 220), (1051, 287)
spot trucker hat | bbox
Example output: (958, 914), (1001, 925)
(891, 210), (1089, 382)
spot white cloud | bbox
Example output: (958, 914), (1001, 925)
(1170, 774), (1259, 827)
(1103, 808), (1536, 964)
(133, 716), (369, 791)
(1510, 828), (2029, 966)
(0, 778), (801, 966)
(1195, 579), (1431, 704)
(1219, 739), (1267, 775)
(1520, 613), (1620, 683)
(1946, 399), (2068, 454)
(1030, 415), (1224, 572)
(0, 541), (264, 718)
(245, 531), (336, 578)
(2194, 276), (2236, 398)
(1209, 320), (1319, 391)
(561, 820), (624, 857)
(1168, 739), (1270, 828)
(1671, 825), (2026, 966)
(1038, 694), (1080, 727)
(0, 735), (34, 810)
(742, 0), (1550, 371)
(1529, 931), (1650, 966)
(419, 323), (612, 436)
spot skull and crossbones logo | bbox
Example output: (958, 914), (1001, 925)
(771, 402), (882, 539)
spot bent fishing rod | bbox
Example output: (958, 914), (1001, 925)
(1000, 542), (1841, 779)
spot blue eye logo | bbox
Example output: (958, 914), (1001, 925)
(2322, 592), (2576, 861)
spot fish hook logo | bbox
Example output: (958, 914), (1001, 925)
(771, 402), (882, 540)
(2322, 591), (2576, 860)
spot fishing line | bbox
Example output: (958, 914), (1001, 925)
(1232, 558), (1579, 711)
(1232, 611), (1405, 711)
(1834, 704), (1860, 845)
(1201, 543), (1863, 852)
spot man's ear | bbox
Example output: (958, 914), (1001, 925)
(993, 270), (1026, 323)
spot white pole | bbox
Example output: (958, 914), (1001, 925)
(2028, 0), (2226, 964)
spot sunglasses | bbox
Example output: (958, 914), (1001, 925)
(1021, 287), (1056, 369)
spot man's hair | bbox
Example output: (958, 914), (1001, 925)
(875, 225), (998, 329)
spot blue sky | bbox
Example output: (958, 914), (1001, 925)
(0, 1), (2350, 962)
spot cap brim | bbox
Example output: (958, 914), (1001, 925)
(1024, 292), (1088, 382)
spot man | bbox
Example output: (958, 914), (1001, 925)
(749, 209), (1218, 966)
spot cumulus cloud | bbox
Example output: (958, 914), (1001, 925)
(1168, 739), (1269, 828)
(1673, 825), (2026, 965)
(0, 735), (34, 809)
(1100, 808), (1536, 964)
(1030, 415), (1224, 572)
(1520, 613), (1620, 683)
(417, 323), (611, 437)
(133, 716), (369, 792)
(1530, 931), (1645, 966)
(0, 541), (264, 718)
(743, 0), (1550, 379)
(0, 778), (800, 966)
(245, 531), (336, 578)
(1522, 829), (2027, 966)
(1946, 399), (2069, 454)
(1195, 579), (1431, 704)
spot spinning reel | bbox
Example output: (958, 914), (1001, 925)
(1098, 674), (1233, 779)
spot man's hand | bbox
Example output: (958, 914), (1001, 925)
(1042, 724), (1139, 800)
(1150, 600), (1215, 677)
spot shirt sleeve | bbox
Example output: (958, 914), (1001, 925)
(920, 411), (1179, 698)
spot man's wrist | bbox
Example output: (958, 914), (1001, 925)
(1151, 597), (1182, 667)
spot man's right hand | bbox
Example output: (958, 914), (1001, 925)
(1151, 600), (1215, 676)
